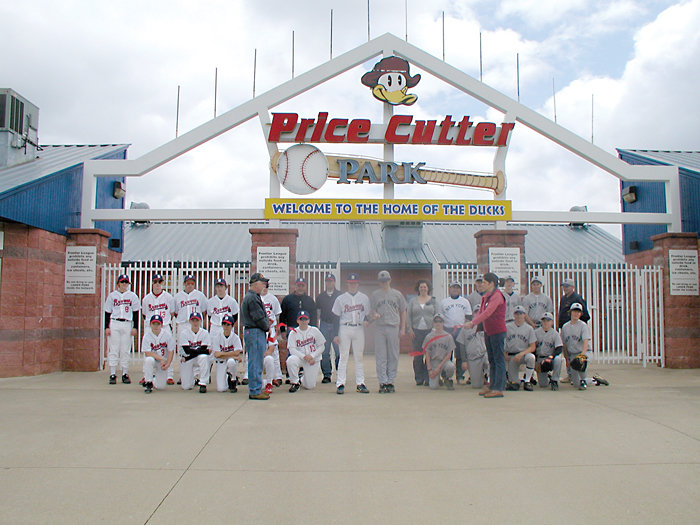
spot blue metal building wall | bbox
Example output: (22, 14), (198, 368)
(679, 168), (700, 234)
(93, 148), (127, 252)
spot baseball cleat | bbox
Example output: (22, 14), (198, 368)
(289, 383), (300, 393)
(523, 382), (534, 391)
(241, 378), (249, 385)
(550, 380), (559, 391)
(144, 382), (153, 394)
(579, 380), (587, 390)
(199, 384), (207, 393)
(446, 379), (455, 390)
(336, 385), (345, 395)
(322, 377), (331, 384)
(593, 374), (609, 386)
(176, 379), (182, 385)
(122, 374), (131, 384)
(505, 381), (520, 391)
(386, 384), (395, 393)
(249, 392), (270, 400)
(378, 384), (387, 393)
(264, 383), (273, 395)
(109, 374), (117, 385)
(272, 379), (283, 387)
(356, 384), (369, 394)
(139, 377), (145, 385)
(167, 378), (175, 385)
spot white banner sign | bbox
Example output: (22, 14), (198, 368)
(669, 249), (699, 296)
(489, 247), (521, 292)
(65, 246), (97, 294)
(257, 246), (290, 296)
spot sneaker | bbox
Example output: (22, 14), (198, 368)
(241, 378), (249, 385)
(264, 383), (273, 394)
(523, 382), (534, 392)
(593, 374), (609, 386)
(550, 380), (559, 391)
(139, 377), (146, 385)
(378, 384), (387, 394)
(386, 384), (395, 393)
(199, 384), (207, 393)
(289, 383), (300, 393)
(272, 379), (283, 387)
(144, 382), (153, 394)
(530, 376), (537, 386)
(505, 381), (520, 391)
(122, 374), (131, 384)
(285, 378), (291, 384)
(167, 378), (175, 385)
(229, 379), (238, 393)
(176, 379), (182, 385)
(465, 378), (471, 385)
(249, 392), (270, 400)
(446, 379), (455, 390)
(109, 374), (117, 385)
(336, 385), (345, 395)
(356, 384), (369, 394)
(322, 377), (332, 384)
(579, 380), (587, 391)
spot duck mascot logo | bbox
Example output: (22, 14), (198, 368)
(361, 56), (421, 106)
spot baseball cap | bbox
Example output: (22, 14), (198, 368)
(149, 314), (163, 324)
(377, 270), (391, 282)
(183, 274), (196, 283)
(569, 303), (583, 312)
(215, 278), (227, 286)
(562, 279), (575, 287)
(505, 276), (515, 283)
(221, 314), (235, 325)
(189, 312), (202, 321)
(347, 273), (360, 282)
(513, 305), (526, 314)
(475, 274), (484, 282)
(324, 273), (336, 281)
(541, 312), (554, 321)
(117, 274), (130, 284)
(295, 277), (307, 284)
(433, 314), (444, 322)
(297, 310), (310, 320)
(449, 280), (461, 288)
(249, 272), (269, 284)
(531, 275), (543, 284)
(152, 273), (164, 282)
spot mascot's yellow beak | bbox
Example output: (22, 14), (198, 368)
(372, 85), (418, 106)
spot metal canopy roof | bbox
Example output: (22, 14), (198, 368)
(616, 149), (700, 174)
(122, 221), (624, 265)
(0, 144), (129, 195)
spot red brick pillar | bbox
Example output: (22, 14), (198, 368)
(249, 228), (299, 293)
(63, 228), (114, 371)
(650, 232), (699, 368)
(474, 229), (528, 294)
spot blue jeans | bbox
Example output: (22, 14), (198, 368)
(244, 327), (266, 395)
(485, 332), (506, 392)
(320, 320), (339, 378)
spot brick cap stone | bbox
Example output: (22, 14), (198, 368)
(474, 229), (528, 239)
(66, 228), (111, 238)
(249, 228), (299, 237)
(651, 232), (698, 242)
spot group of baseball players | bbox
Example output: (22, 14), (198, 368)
(104, 270), (607, 398)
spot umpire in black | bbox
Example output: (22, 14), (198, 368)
(241, 272), (271, 400)
(557, 279), (591, 329)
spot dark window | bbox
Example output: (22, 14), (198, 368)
(9, 96), (24, 134)
(0, 94), (5, 129)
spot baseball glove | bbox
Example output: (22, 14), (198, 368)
(539, 357), (554, 373)
(570, 353), (588, 372)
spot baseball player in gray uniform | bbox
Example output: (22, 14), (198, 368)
(178, 312), (212, 393)
(332, 273), (371, 394)
(502, 276), (521, 322)
(560, 303), (591, 390)
(423, 315), (456, 390)
(466, 275), (485, 312)
(141, 273), (176, 385)
(522, 275), (553, 329)
(370, 270), (407, 394)
(104, 274), (140, 384)
(504, 305), (537, 391)
(140, 314), (174, 394)
(456, 304), (488, 389)
(534, 312), (564, 390)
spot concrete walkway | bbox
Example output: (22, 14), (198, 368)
(1, 356), (699, 524)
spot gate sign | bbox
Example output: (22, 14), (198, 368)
(668, 249), (699, 296)
(489, 247), (521, 292)
(65, 246), (97, 294)
(257, 246), (290, 296)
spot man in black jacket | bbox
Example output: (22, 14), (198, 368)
(280, 278), (318, 330)
(557, 279), (591, 329)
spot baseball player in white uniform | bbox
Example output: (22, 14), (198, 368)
(178, 312), (212, 393)
(331, 273), (370, 394)
(261, 284), (283, 387)
(104, 274), (140, 384)
(211, 314), (242, 393)
(504, 305), (537, 391)
(141, 273), (176, 384)
(456, 305), (489, 389)
(207, 278), (239, 341)
(286, 311), (326, 392)
(534, 312), (564, 390)
(560, 303), (591, 390)
(174, 274), (208, 382)
(522, 275), (553, 329)
(141, 314), (174, 394)
(502, 276), (521, 323)
(439, 281), (472, 383)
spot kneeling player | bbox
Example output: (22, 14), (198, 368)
(424, 315), (456, 390)
(561, 303), (591, 390)
(141, 315), (174, 394)
(534, 312), (564, 390)
(457, 306), (488, 389)
(505, 306), (536, 391)
(286, 311), (325, 392)
(212, 314), (242, 393)
(179, 312), (212, 393)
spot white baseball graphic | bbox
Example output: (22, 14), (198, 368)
(275, 144), (328, 195)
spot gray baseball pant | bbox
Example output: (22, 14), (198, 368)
(536, 355), (563, 387)
(465, 354), (489, 389)
(374, 324), (400, 385)
(506, 352), (535, 383)
(428, 360), (456, 389)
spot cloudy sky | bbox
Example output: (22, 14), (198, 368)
(3, 0), (699, 237)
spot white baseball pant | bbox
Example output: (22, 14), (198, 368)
(214, 357), (238, 392)
(428, 361), (456, 389)
(263, 354), (275, 386)
(286, 355), (321, 389)
(146, 325), (173, 381)
(336, 325), (365, 387)
(143, 356), (169, 390)
(108, 319), (133, 375)
(180, 354), (210, 390)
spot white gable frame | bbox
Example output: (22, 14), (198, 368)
(82, 33), (680, 231)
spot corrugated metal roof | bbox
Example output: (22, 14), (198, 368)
(617, 149), (700, 174)
(123, 221), (624, 265)
(0, 144), (129, 195)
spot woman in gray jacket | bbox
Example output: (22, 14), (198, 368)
(407, 280), (436, 386)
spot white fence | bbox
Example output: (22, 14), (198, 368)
(440, 262), (664, 366)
